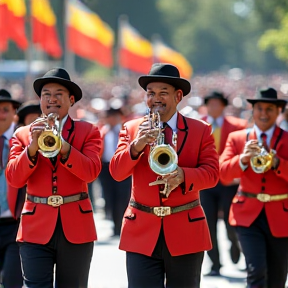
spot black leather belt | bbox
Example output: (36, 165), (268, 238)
(129, 199), (200, 217)
(238, 191), (288, 203)
(27, 192), (88, 207)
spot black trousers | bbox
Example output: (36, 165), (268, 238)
(126, 228), (204, 288)
(0, 220), (23, 288)
(99, 162), (131, 235)
(200, 182), (240, 270)
(19, 215), (94, 288)
(236, 209), (288, 288)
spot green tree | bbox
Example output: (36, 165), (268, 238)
(157, 0), (286, 73)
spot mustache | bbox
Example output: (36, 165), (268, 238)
(47, 105), (61, 109)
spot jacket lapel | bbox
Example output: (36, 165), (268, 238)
(270, 126), (282, 150)
(176, 113), (188, 155)
(62, 116), (75, 143)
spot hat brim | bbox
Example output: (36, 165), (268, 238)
(17, 104), (41, 118)
(247, 98), (287, 108)
(0, 97), (21, 108)
(138, 76), (191, 96)
(204, 96), (228, 106)
(33, 77), (82, 102)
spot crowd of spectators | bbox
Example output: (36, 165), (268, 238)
(1, 69), (288, 127)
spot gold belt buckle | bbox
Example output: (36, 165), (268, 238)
(47, 195), (63, 207)
(257, 194), (271, 202)
(153, 206), (171, 217)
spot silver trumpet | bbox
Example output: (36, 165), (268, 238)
(33, 113), (62, 158)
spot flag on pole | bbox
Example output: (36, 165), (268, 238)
(0, 0), (28, 51)
(153, 39), (193, 79)
(31, 0), (62, 58)
(66, 0), (114, 67)
(119, 19), (153, 74)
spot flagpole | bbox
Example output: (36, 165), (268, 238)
(63, 0), (75, 75)
(25, 0), (33, 100)
(117, 14), (128, 78)
(151, 33), (162, 63)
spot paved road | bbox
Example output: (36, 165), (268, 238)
(88, 212), (247, 288)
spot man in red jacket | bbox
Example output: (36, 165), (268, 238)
(6, 68), (102, 288)
(220, 87), (288, 288)
(201, 91), (247, 276)
(109, 63), (219, 288)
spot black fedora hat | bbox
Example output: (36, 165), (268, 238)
(17, 100), (41, 124)
(204, 91), (228, 106)
(33, 68), (82, 102)
(247, 87), (287, 109)
(138, 63), (191, 96)
(0, 89), (21, 108)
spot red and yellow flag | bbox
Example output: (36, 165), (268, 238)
(153, 40), (193, 79)
(32, 0), (62, 58)
(66, 0), (114, 67)
(0, 0), (28, 51)
(0, 0), (9, 52)
(119, 21), (153, 74)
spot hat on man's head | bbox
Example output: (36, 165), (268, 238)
(204, 91), (228, 106)
(0, 89), (21, 108)
(106, 107), (123, 117)
(33, 68), (82, 102)
(17, 100), (41, 125)
(247, 87), (287, 109)
(138, 63), (191, 96)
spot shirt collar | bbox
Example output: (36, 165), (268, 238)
(162, 112), (177, 132)
(60, 114), (68, 131)
(3, 122), (16, 140)
(254, 124), (275, 146)
(207, 115), (224, 127)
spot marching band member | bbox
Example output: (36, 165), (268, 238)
(6, 68), (102, 288)
(201, 91), (247, 275)
(109, 63), (219, 288)
(220, 87), (288, 288)
(0, 89), (22, 288)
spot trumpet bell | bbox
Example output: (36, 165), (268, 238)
(250, 148), (274, 174)
(35, 113), (62, 158)
(149, 144), (178, 175)
(38, 130), (62, 158)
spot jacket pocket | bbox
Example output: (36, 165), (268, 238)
(78, 200), (93, 214)
(188, 215), (205, 223)
(22, 202), (36, 215)
(282, 200), (288, 212)
(187, 206), (206, 223)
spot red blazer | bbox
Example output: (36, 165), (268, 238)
(109, 113), (219, 256)
(6, 116), (102, 244)
(219, 126), (288, 237)
(202, 115), (247, 155)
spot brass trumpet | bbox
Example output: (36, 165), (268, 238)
(250, 144), (276, 174)
(147, 110), (178, 175)
(34, 113), (62, 158)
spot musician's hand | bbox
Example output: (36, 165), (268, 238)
(240, 140), (261, 166)
(28, 121), (46, 156)
(149, 167), (184, 197)
(131, 116), (160, 157)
